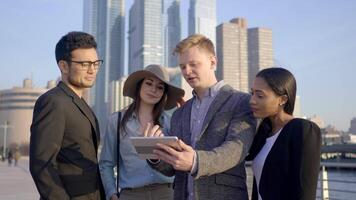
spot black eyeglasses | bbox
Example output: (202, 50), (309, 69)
(69, 60), (104, 71)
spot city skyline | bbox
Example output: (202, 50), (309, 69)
(0, 0), (355, 131)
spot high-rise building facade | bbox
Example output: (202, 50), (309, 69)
(0, 79), (54, 148)
(248, 27), (274, 88)
(293, 95), (302, 118)
(349, 117), (356, 134)
(83, 0), (99, 37)
(188, 0), (216, 45)
(163, 0), (181, 67)
(162, 0), (181, 87)
(129, 0), (163, 74)
(109, 77), (133, 114)
(84, 0), (126, 132)
(216, 18), (249, 92)
(83, 0), (99, 107)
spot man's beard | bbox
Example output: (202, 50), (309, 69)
(68, 77), (95, 89)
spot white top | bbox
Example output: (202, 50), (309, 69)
(252, 128), (283, 200)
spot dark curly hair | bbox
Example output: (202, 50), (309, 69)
(55, 31), (97, 63)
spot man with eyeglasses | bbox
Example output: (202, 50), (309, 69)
(30, 31), (105, 200)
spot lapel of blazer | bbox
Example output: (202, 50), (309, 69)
(198, 85), (234, 141)
(58, 82), (100, 144)
(181, 99), (193, 145)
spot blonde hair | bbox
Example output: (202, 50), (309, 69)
(174, 34), (215, 56)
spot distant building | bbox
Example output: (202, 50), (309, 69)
(109, 77), (133, 114)
(349, 117), (356, 134)
(293, 95), (302, 118)
(128, 0), (164, 73)
(83, 0), (98, 37)
(347, 134), (356, 144)
(188, 0), (216, 45)
(163, 0), (181, 68)
(84, 0), (126, 133)
(321, 125), (342, 145)
(0, 79), (54, 149)
(216, 18), (249, 92)
(308, 114), (325, 129)
(248, 27), (274, 88)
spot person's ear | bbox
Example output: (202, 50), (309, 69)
(210, 56), (217, 70)
(58, 60), (69, 74)
(279, 95), (288, 106)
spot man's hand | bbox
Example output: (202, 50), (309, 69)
(154, 139), (195, 172)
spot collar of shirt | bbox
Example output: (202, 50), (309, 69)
(192, 80), (225, 101)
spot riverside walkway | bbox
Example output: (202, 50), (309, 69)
(0, 157), (39, 200)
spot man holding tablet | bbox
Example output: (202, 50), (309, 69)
(148, 34), (256, 200)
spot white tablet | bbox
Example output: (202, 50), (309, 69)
(130, 136), (181, 159)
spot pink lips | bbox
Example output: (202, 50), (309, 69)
(86, 76), (95, 81)
(147, 94), (159, 99)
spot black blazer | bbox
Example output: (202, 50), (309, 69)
(30, 82), (105, 199)
(247, 118), (321, 200)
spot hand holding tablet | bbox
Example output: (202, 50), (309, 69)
(130, 136), (182, 159)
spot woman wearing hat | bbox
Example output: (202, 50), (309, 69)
(99, 64), (185, 200)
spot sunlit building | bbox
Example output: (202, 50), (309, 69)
(216, 18), (248, 92)
(0, 79), (55, 149)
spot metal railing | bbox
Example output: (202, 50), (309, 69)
(316, 162), (356, 200)
(246, 161), (356, 200)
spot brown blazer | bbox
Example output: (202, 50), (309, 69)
(149, 85), (256, 200)
(30, 82), (105, 199)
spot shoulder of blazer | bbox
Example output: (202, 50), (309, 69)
(221, 84), (251, 105)
(283, 118), (321, 140)
(35, 85), (68, 105)
(283, 118), (319, 133)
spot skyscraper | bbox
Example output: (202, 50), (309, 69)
(293, 95), (302, 118)
(83, 0), (99, 107)
(163, 0), (181, 67)
(163, 0), (181, 86)
(188, 0), (216, 45)
(83, 0), (125, 132)
(109, 77), (132, 114)
(349, 117), (356, 133)
(248, 27), (274, 88)
(128, 0), (163, 73)
(83, 0), (98, 37)
(216, 18), (249, 92)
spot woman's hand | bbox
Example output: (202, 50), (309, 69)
(143, 123), (163, 137)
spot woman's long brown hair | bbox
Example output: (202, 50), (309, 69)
(121, 79), (168, 135)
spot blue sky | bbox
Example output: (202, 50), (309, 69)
(0, 0), (355, 131)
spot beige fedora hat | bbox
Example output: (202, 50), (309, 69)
(123, 64), (185, 110)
